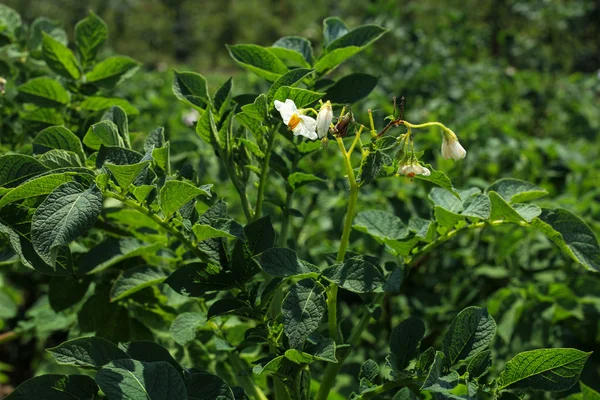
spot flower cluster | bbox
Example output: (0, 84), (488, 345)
(274, 99), (332, 140)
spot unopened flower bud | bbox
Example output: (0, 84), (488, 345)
(441, 129), (466, 160)
(316, 101), (333, 139)
(0, 77), (6, 95)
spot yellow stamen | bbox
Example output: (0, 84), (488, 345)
(288, 114), (301, 130)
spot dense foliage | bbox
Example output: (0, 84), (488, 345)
(1, 3), (599, 400)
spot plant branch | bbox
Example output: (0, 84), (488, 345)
(103, 191), (206, 260)
(255, 127), (278, 220)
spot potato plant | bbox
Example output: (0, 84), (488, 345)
(1, 7), (599, 400)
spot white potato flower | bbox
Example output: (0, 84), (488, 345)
(274, 99), (318, 140)
(398, 163), (431, 177)
(441, 129), (466, 160)
(316, 100), (333, 139)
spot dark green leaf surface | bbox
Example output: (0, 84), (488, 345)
(322, 257), (385, 293)
(172, 70), (211, 109)
(75, 11), (108, 66)
(42, 33), (80, 79)
(0, 154), (49, 188)
(258, 247), (318, 277)
(17, 77), (69, 107)
(110, 265), (167, 301)
(487, 178), (548, 203)
(159, 180), (212, 217)
(170, 312), (206, 346)
(227, 44), (288, 81)
(33, 126), (86, 161)
(354, 210), (409, 242)
(47, 336), (130, 368)
(442, 307), (497, 365)
(282, 278), (326, 349)
(6, 374), (98, 400)
(389, 316), (426, 370)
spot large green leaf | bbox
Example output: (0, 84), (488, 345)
(323, 17), (349, 47)
(0, 4), (22, 40)
(49, 275), (91, 312)
(267, 68), (314, 103)
(96, 360), (187, 399)
(17, 77), (69, 107)
(33, 126), (86, 161)
(272, 36), (314, 65)
(47, 336), (130, 368)
(28, 17), (67, 54)
(324, 73), (378, 104)
(170, 312), (206, 346)
(187, 372), (235, 400)
(287, 172), (326, 189)
(31, 182), (103, 266)
(532, 208), (600, 272)
(172, 70), (211, 110)
(0, 154), (49, 188)
(322, 256), (385, 293)
(21, 107), (64, 126)
(0, 172), (75, 208)
(487, 178), (548, 203)
(353, 210), (409, 242)
(421, 351), (460, 394)
(75, 11), (108, 67)
(497, 348), (591, 392)
(273, 86), (324, 108)
(415, 165), (460, 199)
(78, 237), (161, 275)
(326, 24), (387, 51)
(110, 265), (167, 301)
(5, 374), (98, 400)
(42, 33), (80, 80)
(442, 307), (497, 366)
(282, 278), (326, 349)
(227, 44), (288, 81)
(119, 341), (182, 375)
(258, 247), (318, 277)
(83, 120), (122, 150)
(389, 316), (426, 370)
(159, 180), (212, 217)
(85, 56), (140, 88)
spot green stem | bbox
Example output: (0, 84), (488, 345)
(103, 191), (206, 260)
(279, 187), (294, 248)
(335, 136), (359, 263)
(255, 127), (278, 220)
(316, 293), (385, 400)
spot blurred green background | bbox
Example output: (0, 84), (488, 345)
(1, 0), (600, 396)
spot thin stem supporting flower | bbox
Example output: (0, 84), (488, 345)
(254, 125), (279, 220)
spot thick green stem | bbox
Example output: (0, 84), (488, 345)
(316, 293), (386, 400)
(278, 187), (294, 248)
(255, 129), (278, 220)
(103, 191), (206, 260)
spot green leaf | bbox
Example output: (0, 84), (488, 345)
(360, 359), (380, 381)
(324, 73), (378, 104)
(497, 348), (591, 391)
(323, 17), (349, 47)
(5, 374), (98, 400)
(235, 112), (264, 139)
(434, 206), (464, 230)
(327, 24), (387, 51)
(42, 33), (81, 80)
(354, 210), (409, 242)
(31, 182), (103, 266)
(272, 36), (313, 65)
(267, 68), (314, 104)
(258, 247), (318, 277)
(83, 120), (121, 150)
(119, 341), (182, 375)
(96, 360), (187, 399)
(85, 56), (140, 88)
(165, 264), (237, 297)
(0, 173), (75, 208)
(172, 70), (211, 110)
(389, 316), (426, 370)
(33, 126), (86, 161)
(105, 161), (151, 189)
(0, 154), (49, 188)
(488, 191), (526, 223)
(358, 150), (388, 187)
(512, 203), (541, 223)
(79, 96), (139, 115)
(314, 47), (364, 74)
(28, 17), (67, 54)
(192, 220), (244, 242)
(0, 291), (17, 319)
(467, 350), (492, 379)
(213, 77), (233, 115)
(17, 77), (69, 107)
(253, 356), (285, 375)
(421, 351), (460, 394)
(430, 187), (462, 212)
(75, 11), (108, 67)
(187, 372), (235, 400)
(47, 336), (130, 368)
(415, 164), (460, 199)
(580, 382), (600, 399)
(227, 44), (288, 81)
(282, 278), (326, 349)
(487, 178), (548, 203)
(96, 145), (142, 167)
(417, 347), (436, 375)
(322, 256), (385, 293)
(442, 307), (497, 366)
(532, 208), (600, 272)
(288, 172), (326, 189)
(110, 265), (167, 302)
(196, 108), (221, 146)
(170, 312), (206, 346)
(0, 4), (21, 40)
(207, 298), (252, 319)
(39, 149), (81, 169)
(100, 106), (131, 149)
(273, 86), (324, 108)
(461, 194), (491, 220)
(21, 107), (64, 126)
(159, 180), (212, 217)
(229, 215), (276, 284)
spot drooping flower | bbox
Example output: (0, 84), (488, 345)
(182, 109), (200, 127)
(316, 100), (333, 139)
(441, 129), (466, 160)
(274, 99), (318, 140)
(398, 163), (431, 177)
